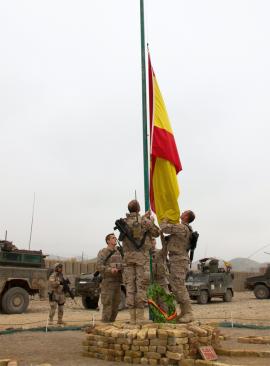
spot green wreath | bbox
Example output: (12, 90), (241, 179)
(147, 283), (177, 323)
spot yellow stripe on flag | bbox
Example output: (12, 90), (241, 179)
(152, 157), (180, 223)
(153, 77), (173, 133)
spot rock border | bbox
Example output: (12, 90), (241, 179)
(238, 336), (270, 344)
(215, 347), (270, 358)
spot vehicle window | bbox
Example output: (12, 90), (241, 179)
(187, 273), (208, 281)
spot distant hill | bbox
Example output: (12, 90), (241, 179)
(228, 257), (268, 272)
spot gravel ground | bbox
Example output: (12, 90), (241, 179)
(0, 292), (269, 365)
(0, 291), (269, 330)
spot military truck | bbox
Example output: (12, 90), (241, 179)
(75, 271), (126, 310)
(245, 265), (270, 299)
(186, 258), (234, 304)
(0, 240), (48, 314)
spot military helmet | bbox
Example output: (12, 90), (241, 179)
(128, 200), (140, 213)
(54, 262), (63, 271)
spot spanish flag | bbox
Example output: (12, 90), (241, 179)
(149, 53), (182, 224)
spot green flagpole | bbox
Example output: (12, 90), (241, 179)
(140, 0), (150, 212)
(140, 0), (153, 322)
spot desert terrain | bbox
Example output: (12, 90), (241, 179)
(0, 292), (270, 365)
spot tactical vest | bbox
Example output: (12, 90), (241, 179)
(97, 247), (123, 282)
(122, 212), (154, 265)
(167, 223), (192, 258)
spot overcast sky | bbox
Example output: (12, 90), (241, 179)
(1, 0), (270, 263)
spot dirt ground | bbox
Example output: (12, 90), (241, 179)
(0, 292), (270, 365)
(0, 291), (269, 330)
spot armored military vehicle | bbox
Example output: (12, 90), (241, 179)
(186, 258), (234, 304)
(245, 265), (270, 299)
(75, 271), (126, 310)
(0, 240), (48, 314)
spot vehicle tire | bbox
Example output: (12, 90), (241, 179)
(1, 287), (29, 314)
(197, 290), (209, 304)
(254, 284), (270, 299)
(118, 289), (126, 311)
(82, 296), (99, 309)
(223, 289), (233, 302)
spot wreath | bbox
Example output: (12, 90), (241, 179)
(147, 283), (177, 323)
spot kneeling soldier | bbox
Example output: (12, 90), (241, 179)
(150, 237), (170, 293)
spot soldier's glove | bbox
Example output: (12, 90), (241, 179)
(144, 209), (151, 218)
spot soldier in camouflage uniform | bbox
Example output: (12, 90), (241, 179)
(96, 233), (123, 322)
(150, 238), (170, 293)
(48, 263), (65, 325)
(121, 200), (159, 323)
(160, 210), (196, 323)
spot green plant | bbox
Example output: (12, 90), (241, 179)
(147, 283), (177, 323)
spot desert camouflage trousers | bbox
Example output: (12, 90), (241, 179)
(124, 263), (149, 309)
(169, 257), (191, 306)
(49, 301), (64, 322)
(155, 279), (170, 294)
(100, 280), (121, 322)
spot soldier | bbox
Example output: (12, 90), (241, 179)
(119, 200), (159, 323)
(150, 238), (170, 293)
(48, 263), (65, 325)
(160, 210), (196, 323)
(96, 233), (123, 322)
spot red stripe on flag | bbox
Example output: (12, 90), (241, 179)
(150, 156), (156, 213)
(152, 126), (182, 173)
(148, 53), (154, 137)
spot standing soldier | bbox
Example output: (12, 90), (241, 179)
(116, 200), (159, 324)
(150, 237), (170, 293)
(160, 210), (196, 323)
(48, 263), (65, 325)
(96, 233), (123, 323)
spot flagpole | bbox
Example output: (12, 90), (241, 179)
(140, 0), (153, 322)
(140, 0), (150, 211)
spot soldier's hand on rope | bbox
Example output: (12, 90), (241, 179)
(144, 209), (152, 218)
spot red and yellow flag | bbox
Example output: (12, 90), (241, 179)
(149, 53), (182, 223)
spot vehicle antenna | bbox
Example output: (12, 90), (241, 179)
(28, 192), (36, 250)
(248, 244), (270, 259)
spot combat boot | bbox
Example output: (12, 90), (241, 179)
(128, 308), (136, 324)
(178, 303), (194, 323)
(48, 315), (54, 325)
(57, 318), (66, 326)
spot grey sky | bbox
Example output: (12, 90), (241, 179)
(0, 1), (270, 262)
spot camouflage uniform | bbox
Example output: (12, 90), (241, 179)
(160, 221), (193, 322)
(150, 246), (170, 293)
(48, 266), (65, 324)
(122, 212), (159, 322)
(96, 247), (123, 322)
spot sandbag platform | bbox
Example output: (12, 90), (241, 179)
(82, 322), (220, 365)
